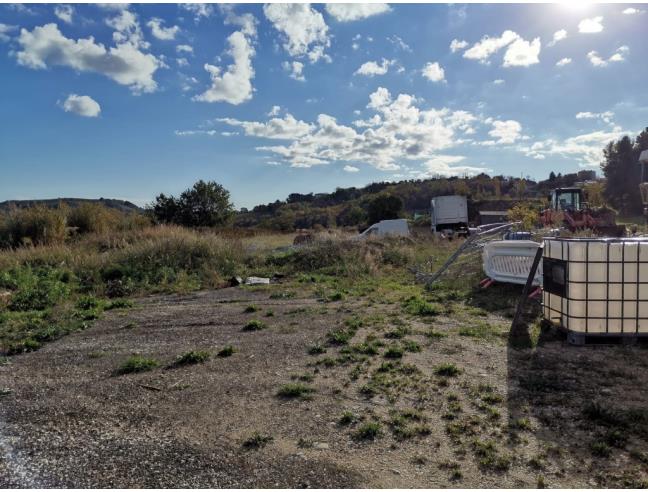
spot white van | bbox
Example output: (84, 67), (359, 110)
(359, 219), (410, 238)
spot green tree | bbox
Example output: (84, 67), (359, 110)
(151, 180), (234, 227)
(601, 135), (643, 216)
(367, 194), (403, 224)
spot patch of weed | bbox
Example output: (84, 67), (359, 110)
(434, 363), (461, 377)
(217, 345), (236, 357)
(403, 296), (441, 316)
(354, 421), (382, 441)
(242, 433), (273, 449)
(243, 319), (267, 331)
(172, 350), (210, 367)
(277, 383), (315, 399)
(116, 355), (159, 375)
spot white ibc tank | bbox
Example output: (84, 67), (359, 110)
(543, 238), (648, 334)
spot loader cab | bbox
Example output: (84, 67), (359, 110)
(549, 187), (583, 212)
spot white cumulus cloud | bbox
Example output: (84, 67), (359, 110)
(176, 44), (193, 54)
(216, 114), (314, 140)
(488, 119), (522, 144)
(15, 23), (163, 93)
(181, 4), (213, 21)
(449, 38), (468, 53)
(622, 7), (643, 14)
(54, 5), (74, 24)
(283, 60), (305, 81)
(325, 3), (391, 22)
(0, 23), (17, 42)
(556, 57), (572, 67)
(355, 58), (394, 77)
(147, 18), (180, 40)
(421, 61), (445, 82)
(547, 29), (567, 47)
(418, 155), (492, 178)
(343, 165), (360, 173)
(578, 16), (604, 33)
(587, 46), (628, 67)
(194, 11), (257, 104)
(61, 94), (101, 117)
(214, 86), (486, 171)
(502, 37), (541, 67)
(463, 30), (519, 64)
(264, 3), (330, 63)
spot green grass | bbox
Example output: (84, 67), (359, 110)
(307, 343), (326, 355)
(276, 383), (315, 399)
(339, 410), (357, 426)
(403, 296), (442, 316)
(384, 344), (404, 359)
(116, 355), (159, 375)
(217, 345), (236, 357)
(243, 304), (258, 313)
(242, 432), (273, 449)
(354, 421), (382, 440)
(242, 319), (267, 331)
(171, 350), (211, 367)
(434, 363), (461, 377)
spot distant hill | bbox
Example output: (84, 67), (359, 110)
(0, 198), (143, 214)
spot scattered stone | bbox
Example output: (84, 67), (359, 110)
(245, 277), (270, 285)
(314, 442), (329, 450)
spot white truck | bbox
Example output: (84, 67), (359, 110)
(359, 218), (410, 238)
(431, 195), (468, 237)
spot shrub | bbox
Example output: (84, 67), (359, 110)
(307, 343), (326, 355)
(242, 432), (273, 449)
(243, 319), (266, 331)
(67, 203), (119, 234)
(0, 205), (67, 247)
(172, 350), (210, 366)
(116, 356), (159, 375)
(277, 383), (315, 399)
(434, 363), (461, 377)
(217, 345), (235, 357)
(354, 421), (382, 440)
(244, 304), (258, 313)
(403, 296), (441, 316)
(384, 345), (404, 359)
(339, 410), (356, 425)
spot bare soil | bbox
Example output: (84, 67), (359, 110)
(1, 286), (647, 488)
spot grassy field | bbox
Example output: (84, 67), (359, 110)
(1, 226), (647, 487)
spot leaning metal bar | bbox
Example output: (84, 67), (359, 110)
(416, 221), (521, 285)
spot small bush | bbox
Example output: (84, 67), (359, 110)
(384, 345), (404, 359)
(339, 410), (357, 426)
(327, 328), (355, 345)
(116, 356), (159, 375)
(307, 343), (326, 355)
(403, 296), (441, 316)
(242, 432), (273, 449)
(243, 319), (266, 331)
(277, 383), (315, 399)
(217, 345), (236, 357)
(402, 339), (421, 353)
(105, 298), (134, 310)
(244, 304), (258, 313)
(172, 350), (211, 366)
(354, 421), (382, 440)
(590, 441), (612, 457)
(434, 363), (461, 377)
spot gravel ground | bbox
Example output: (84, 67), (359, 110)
(1, 287), (647, 488)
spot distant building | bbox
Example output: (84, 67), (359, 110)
(479, 210), (509, 225)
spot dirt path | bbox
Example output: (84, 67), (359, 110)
(1, 287), (647, 487)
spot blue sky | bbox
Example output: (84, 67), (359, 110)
(1, 2), (648, 209)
